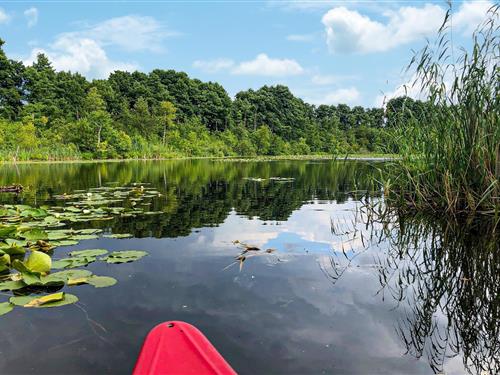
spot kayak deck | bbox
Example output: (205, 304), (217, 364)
(133, 321), (237, 375)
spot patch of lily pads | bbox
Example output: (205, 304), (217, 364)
(0, 184), (155, 317)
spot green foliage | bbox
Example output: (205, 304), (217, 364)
(0, 39), (397, 160)
(384, 5), (499, 216)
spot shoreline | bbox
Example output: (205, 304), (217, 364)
(0, 154), (397, 165)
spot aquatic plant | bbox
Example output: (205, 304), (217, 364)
(384, 4), (499, 217)
(0, 185), (159, 316)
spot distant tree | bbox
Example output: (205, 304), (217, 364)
(160, 101), (177, 145)
(0, 39), (25, 120)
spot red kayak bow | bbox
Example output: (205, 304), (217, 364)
(133, 321), (237, 375)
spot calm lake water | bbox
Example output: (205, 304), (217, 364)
(0, 159), (497, 375)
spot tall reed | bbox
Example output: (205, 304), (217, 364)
(385, 4), (499, 217)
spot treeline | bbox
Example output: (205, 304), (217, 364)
(0, 38), (423, 160)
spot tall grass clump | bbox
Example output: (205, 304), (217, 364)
(386, 4), (499, 217)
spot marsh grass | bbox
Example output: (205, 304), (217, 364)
(384, 4), (499, 218)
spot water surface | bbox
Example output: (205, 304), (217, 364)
(0, 160), (497, 374)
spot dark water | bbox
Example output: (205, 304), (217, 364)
(0, 160), (497, 375)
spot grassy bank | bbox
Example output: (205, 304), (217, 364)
(384, 5), (499, 218)
(0, 153), (397, 165)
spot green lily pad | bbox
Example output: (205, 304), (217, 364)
(50, 240), (79, 247)
(69, 249), (108, 257)
(0, 302), (14, 316)
(10, 293), (78, 308)
(20, 208), (48, 218)
(41, 269), (92, 286)
(0, 252), (11, 266)
(0, 280), (25, 291)
(20, 229), (49, 241)
(76, 229), (103, 235)
(104, 250), (148, 264)
(69, 234), (99, 240)
(68, 275), (117, 288)
(25, 251), (51, 273)
(0, 243), (26, 256)
(0, 225), (16, 239)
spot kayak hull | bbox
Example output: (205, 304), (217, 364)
(133, 321), (237, 375)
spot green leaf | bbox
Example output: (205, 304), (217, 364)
(52, 256), (96, 269)
(47, 269), (92, 281)
(76, 229), (102, 235)
(0, 302), (14, 316)
(0, 280), (25, 291)
(69, 234), (99, 240)
(0, 243), (26, 256)
(50, 240), (79, 247)
(0, 225), (16, 239)
(87, 276), (117, 288)
(0, 252), (11, 266)
(10, 293), (78, 308)
(69, 249), (108, 257)
(25, 251), (52, 273)
(51, 259), (75, 269)
(68, 275), (117, 288)
(104, 250), (148, 264)
(20, 208), (48, 218)
(20, 229), (49, 241)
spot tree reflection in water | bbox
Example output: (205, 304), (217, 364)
(325, 204), (499, 374)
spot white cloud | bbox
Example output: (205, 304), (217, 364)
(307, 87), (361, 105)
(24, 7), (38, 28)
(454, 0), (494, 34)
(22, 15), (176, 79)
(24, 36), (138, 79)
(232, 53), (304, 77)
(62, 15), (177, 53)
(287, 33), (314, 42)
(0, 8), (10, 24)
(192, 58), (235, 73)
(322, 4), (445, 54)
(322, 1), (494, 54)
(311, 73), (357, 85)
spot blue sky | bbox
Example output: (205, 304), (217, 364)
(0, 1), (494, 107)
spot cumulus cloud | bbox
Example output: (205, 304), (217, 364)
(311, 73), (357, 85)
(322, 1), (494, 54)
(61, 15), (177, 53)
(192, 58), (235, 73)
(24, 7), (38, 27)
(21, 15), (174, 78)
(322, 4), (445, 54)
(454, 0), (495, 34)
(232, 53), (304, 76)
(0, 8), (10, 24)
(193, 53), (304, 77)
(23, 36), (138, 79)
(307, 87), (361, 105)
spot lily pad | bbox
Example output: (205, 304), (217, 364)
(104, 250), (148, 264)
(69, 234), (99, 240)
(68, 275), (117, 288)
(0, 302), (14, 316)
(69, 249), (108, 257)
(0, 280), (25, 291)
(9, 292), (78, 308)
(20, 228), (49, 241)
(50, 240), (79, 247)
(25, 251), (52, 273)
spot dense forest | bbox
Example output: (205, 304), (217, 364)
(0, 38), (425, 160)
